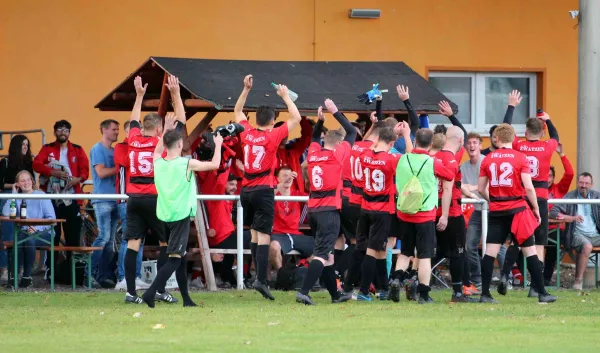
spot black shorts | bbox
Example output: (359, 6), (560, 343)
(399, 219), (436, 259)
(212, 230), (252, 249)
(308, 211), (340, 259)
(124, 196), (167, 243)
(241, 188), (275, 235)
(435, 216), (466, 258)
(534, 198), (549, 246)
(340, 197), (360, 239)
(164, 217), (191, 257)
(271, 234), (315, 257)
(487, 213), (535, 247)
(356, 211), (392, 252)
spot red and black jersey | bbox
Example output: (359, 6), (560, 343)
(273, 190), (307, 234)
(113, 139), (128, 203)
(434, 147), (464, 217)
(307, 141), (351, 212)
(240, 120), (288, 191)
(348, 140), (374, 205)
(480, 148), (530, 214)
(513, 137), (558, 200)
(126, 121), (159, 196)
(361, 151), (400, 214)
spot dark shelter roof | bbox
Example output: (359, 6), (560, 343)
(95, 57), (457, 115)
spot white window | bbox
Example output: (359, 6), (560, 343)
(428, 72), (537, 136)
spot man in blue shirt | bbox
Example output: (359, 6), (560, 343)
(89, 119), (120, 288)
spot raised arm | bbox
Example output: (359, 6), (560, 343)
(362, 111), (379, 141)
(375, 98), (383, 121)
(438, 100), (467, 145)
(188, 135), (224, 172)
(276, 85), (302, 133)
(153, 114), (178, 161)
(312, 106), (325, 143)
(234, 75), (253, 123)
(397, 85), (419, 135)
(538, 112), (559, 141)
(165, 75), (186, 124)
(325, 99), (356, 144)
(556, 145), (574, 195)
(131, 76), (147, 124)
(503, 90), (522, 125)
(394, 121), (413, 153)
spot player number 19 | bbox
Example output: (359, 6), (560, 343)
(364, 168), (385, 192)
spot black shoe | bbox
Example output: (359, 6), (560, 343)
(528, 287), (539, 298)
(389, 279), (401, 303)
(497, 274), (508, 296)
(378, 290), (390, 301)
(155, 291), (179, 304)
(451, 292), (478, 303)
(99, 279), (116, 289)
(296, 292), (315, 305)
(403, 279), (418, 301)
(332, 291), (353, 304)
(418, 296), (434, 304)
(125, 293), (143, 304)
(480, 295), (499, 304)
(538, 293), (557, 303)
(253, 279), (275, 301)
(19, 277), (33, 288)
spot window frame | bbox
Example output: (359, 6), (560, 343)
(428, 71), (537, 136)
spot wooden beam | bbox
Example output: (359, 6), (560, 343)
(140, 99), (214, 109)
(193, 199), (217, 292)
(157, 73), (170, 118)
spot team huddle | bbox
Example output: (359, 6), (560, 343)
(124, 73), (558, 307)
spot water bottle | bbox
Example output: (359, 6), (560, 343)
(9, 199), (17, 219)
(536, 108), (544, 118)
(271, 82), (298, 102)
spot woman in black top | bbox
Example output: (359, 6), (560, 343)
(0, 134), (34, 279)
(0, 135), (34, 191)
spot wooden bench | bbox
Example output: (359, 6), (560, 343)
(41, 245), (102, 289)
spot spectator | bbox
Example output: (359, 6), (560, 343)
(544, 143), (574, 284)
(1, 170), (55, 288)
(480, 125), (498, 156)
(202, 167), (250, 287)
(0, 135), (34, 281)
(114, 121), (147, 291)
(460, 132), (506, 289)
(33, 120), (89, 281)
(549, 172), (600, 290)
(270, 166), (313, 271)
(88, 119), (120, 288)
(274, 116), (312, 193)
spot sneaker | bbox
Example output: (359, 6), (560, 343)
(115, 279), (127, 291)
(189, 277), (205, 289)
(528, 286), (539, 298)
(497, 274), (508, 296)
(538, 293), (557, 303)
(89, 278), (103, 289)
(451, 292), (478, 303)
(357, 292), (373, 302)
(19, 277), (33, 288)
(125, 293), (143, 304)
(418, 296), (434, 304)
(463, 284), (481, 296)
(253, 279), (275, 301)
(99, 279), (116, 289)
(332, 291), (353, 304)
(389, 279), (401, 303)
(572, 280), (583, 291)
(403, 278), (418, 301)
(155, 291), (179, 304)
(135, 278), (149, 290)
(296, 292), (315, 305)
(479, 295), (499, 304)
(378, 290), (389, 301)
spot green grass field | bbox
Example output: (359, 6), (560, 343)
(1, 289), (599, 353)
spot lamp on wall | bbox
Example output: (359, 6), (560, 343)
(348, 9), (381, 19)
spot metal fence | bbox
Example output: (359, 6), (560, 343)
(2, 193), (598, 290)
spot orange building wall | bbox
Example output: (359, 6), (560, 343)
(0, 0), (578, 184)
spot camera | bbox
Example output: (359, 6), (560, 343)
(195, 123), (245, 161)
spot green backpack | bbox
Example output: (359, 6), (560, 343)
(398, 155), (431, 214)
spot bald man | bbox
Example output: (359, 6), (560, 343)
(433, 126), (475, 302)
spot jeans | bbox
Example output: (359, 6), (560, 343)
(90, 201), (119, 282)
(0, 191), (16, 268)
(116, 202), (143, 281)
(466, 211), (506, 285)
(7, 230), (52, 278)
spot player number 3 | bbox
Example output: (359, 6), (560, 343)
(489, 162), (513, 187)
(311, 166), (323, 189)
